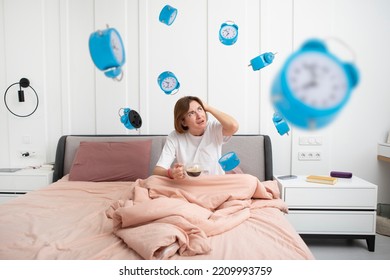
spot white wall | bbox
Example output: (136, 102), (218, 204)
(1, 0), (389, 203)
(290, 0), (390, 204)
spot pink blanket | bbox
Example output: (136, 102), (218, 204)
(107, 174), (288, 260)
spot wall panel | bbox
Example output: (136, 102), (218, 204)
(290, 0), (334, 175)
(124, 0), (141, 134)
(139, 0), (208, 134)
(3, 0), (47, 167)
(43, 0), (62, 162)
(259, 0), (294, 176)
(94, 0), (130, 134)
(208, 0), (260, 134)
(65, 0), (95, 134)
(0, 0), (9, 167)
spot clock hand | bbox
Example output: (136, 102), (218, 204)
(301, 64), (319, 89)
(302, 80), (318, 90)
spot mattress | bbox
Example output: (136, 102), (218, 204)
(0, 174), (314, 260)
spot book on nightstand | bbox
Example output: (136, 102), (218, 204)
(306, 175), (338, 185)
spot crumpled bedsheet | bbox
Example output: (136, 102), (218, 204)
(106, 174), (288, 260)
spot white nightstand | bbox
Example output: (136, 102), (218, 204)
(276, 175), (378, 251)
(0, 168), (53, 204)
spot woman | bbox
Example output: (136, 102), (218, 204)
(153, 96), (239, 179)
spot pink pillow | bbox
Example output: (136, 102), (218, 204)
(69, 141), (152, 182)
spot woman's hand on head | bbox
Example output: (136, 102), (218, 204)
(201, 100), (209, 112)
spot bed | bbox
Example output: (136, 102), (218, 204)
(0, 134), (314, 260)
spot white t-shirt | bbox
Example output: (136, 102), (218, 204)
(156, 120), (231, 175)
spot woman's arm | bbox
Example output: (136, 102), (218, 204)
(153, 166), (169, 177)
(203, 103), (239, 136)
(153, 164), (185, 179)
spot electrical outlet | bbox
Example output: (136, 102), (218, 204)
(313, 151), (322, 160)
(299, 136), (323, 146)
(298, 151), (321, 161)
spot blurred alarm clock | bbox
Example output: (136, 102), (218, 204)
(271, 38), (359, 130)
(249, 52), (275, 71)
(219, 21), (238, 46)
(159, 5), (178, 26)
(119, 108), (142, 130)
(272, 112), (290, 136)
(89, 27), (125, 80)
(157, 71), (180, 95)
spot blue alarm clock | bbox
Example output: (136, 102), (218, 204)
(89, 27), (125, 80)
(249, 52), (275, 71)
(219, 21), (238, 46)
(219, 152), (240, 172)
(272, 112), (290, 136)
(157, 71), (180, 95)
(119, 108), (142, 130)
(271, 38), (359, 130)
(159, 5), (178, 26)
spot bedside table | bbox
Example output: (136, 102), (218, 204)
(0, 168), (53, 204)
(276, 175), (378, 252)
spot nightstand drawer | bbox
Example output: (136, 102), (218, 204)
(0, 175), (49, 192)
(0, 169), (53, 194)
(0, 193), (19, 204)
(286, 210), (376, 234)
(284, 187), (377, 209)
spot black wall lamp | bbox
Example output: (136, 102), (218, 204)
(4, 78), (39, 117)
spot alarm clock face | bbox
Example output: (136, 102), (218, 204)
(168, 9), (178, 25)
(129, 109), (142, 129)
(120, 108), (142, 129)
(220, 24), (237, 40)
(161, 76), (178, 92)
(110, 30), (124, 64)
(285, 52), (348, 111)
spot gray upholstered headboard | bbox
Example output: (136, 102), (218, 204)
(53, 134), (273, 182)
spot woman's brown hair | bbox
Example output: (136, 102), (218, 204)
(174, 96), (206, 134)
